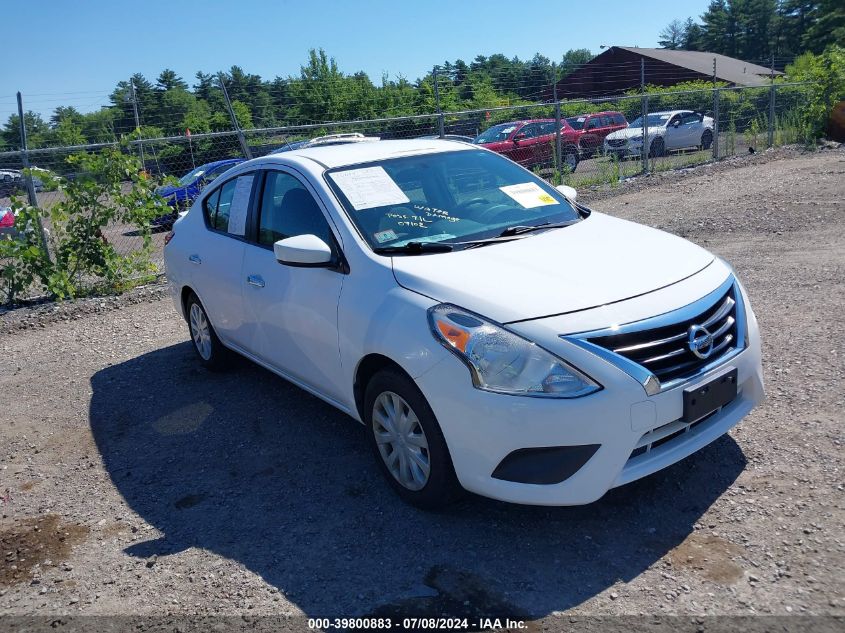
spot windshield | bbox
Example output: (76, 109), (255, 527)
(178, 166), (207, 186)
(474, 123), (519, 144)
(566, 117), (587, 130)
(628, 113), (672, 129)
(326, 150), (581, 252)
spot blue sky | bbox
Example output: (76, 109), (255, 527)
(1, 0), (710, 120)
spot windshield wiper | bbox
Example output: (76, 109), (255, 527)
(497, 221), (575, 237)
(373, 241), (454, 255)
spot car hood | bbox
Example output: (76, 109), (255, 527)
(475, 140), (512, 151)
(606, 127), (664, 140)
(391, 212), (714, 324)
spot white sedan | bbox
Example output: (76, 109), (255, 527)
(164, 140), (763, 509)
(604, 110), (715, 159)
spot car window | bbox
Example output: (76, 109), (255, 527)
(681, 112), (700, 125)
(517, 124), (539, 139)
(600, 116), (613, 127)
(204, 174), (254, 236)
(538, 122), (557, 135)
(257, 171), (334, 248)
(613, 114), (626, 125)
(585, 118), (601, 130)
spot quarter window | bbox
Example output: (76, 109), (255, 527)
(203, 174), (254, 236)
(257, 171), (334, 248)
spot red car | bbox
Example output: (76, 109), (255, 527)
(473, 119), (580, 172)
(565, 111), (628, 158)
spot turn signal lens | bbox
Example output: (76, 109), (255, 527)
(436, 320), (470, 352)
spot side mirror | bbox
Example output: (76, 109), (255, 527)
(274, 234), (334, 267)
(513, 133), (526, 142)
(556, 184), (577, 201)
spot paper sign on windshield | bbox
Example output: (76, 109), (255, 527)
(499, 182), (559, 209)
(227, 174), (254, 236)
(332, 166), (411, 210)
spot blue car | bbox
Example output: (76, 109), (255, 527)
(153, 159), (243, 227)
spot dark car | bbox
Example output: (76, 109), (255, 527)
(152, 159), (243, 227)
(565, 111), (628, 158)
(0, 171), (24, 198)
(473, 119), (580, 172)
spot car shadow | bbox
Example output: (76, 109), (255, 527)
(89, 342), (746, 621)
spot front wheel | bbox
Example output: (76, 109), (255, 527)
(562, 146), (579, 173)
(365, 369), (462, 509)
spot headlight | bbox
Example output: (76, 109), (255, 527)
(428, 304), (601, 398)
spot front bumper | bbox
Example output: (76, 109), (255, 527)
(414, 287), (764, 506)
(605, 140), (643, 158)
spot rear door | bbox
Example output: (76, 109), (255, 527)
(240, 168), (345, 400)
(187, 172), (256, 348)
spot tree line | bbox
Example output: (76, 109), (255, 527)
(0, 49), (592, 152)
(658, 0), (843, 63)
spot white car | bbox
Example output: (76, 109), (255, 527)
(604, 110), (714, 159)
(164, 140), (763, 509)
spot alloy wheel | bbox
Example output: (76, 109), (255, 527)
(189, 303), (212, 361)
(372, 391), (431, 491)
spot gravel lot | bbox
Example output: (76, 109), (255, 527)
(0, 148), (843, 629)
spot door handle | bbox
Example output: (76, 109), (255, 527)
(246, 275), (265, 288)
(188, 254), (202, 265)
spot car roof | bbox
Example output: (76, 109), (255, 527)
(650, 110), (691, 116)
(264, 139), (476, 169)
(202, 158), (243, 169)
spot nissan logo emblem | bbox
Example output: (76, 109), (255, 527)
(688, 324), (714, 359)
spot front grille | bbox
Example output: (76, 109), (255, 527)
(607, 138), (627, 147)
(588, 286), (738, 385)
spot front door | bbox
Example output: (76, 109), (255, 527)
(240, 169), (345, 401)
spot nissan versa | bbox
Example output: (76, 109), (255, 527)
(164, 140), (764, 509)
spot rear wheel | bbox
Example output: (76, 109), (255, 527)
(185, 292), (231, 371)
(700, 129), (713, 150)
(562, 146), (579, 173)
(365, 369), (461, 509)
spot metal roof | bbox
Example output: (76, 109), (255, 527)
(614, 47), (782, 87)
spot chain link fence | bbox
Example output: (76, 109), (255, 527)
(0, 81), (813, 303)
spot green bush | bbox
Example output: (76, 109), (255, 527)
(786, 45), (845, 139)
(0, 145), (164, 304)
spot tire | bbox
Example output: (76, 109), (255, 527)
(185, 292), (231, 371)
(700, 129), (713, 150)
(649, 137), (665, 158)
(562, 146), (579, 173)
(364, 368), (462, 509)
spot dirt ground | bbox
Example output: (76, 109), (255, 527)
(0, 148), (843, 630)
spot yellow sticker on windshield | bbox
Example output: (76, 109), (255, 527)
(499, 182), (560, 209)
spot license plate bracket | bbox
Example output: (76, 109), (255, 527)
(683, 368), (738, 423)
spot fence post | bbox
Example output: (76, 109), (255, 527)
(768, 85), (776, 148)
(767, 55), (775, 148)
(640, 59), (649, 174)
(433, 66), (445, 139)
(218, 73), (253, 159)
(553, 64), (562, 176)
(712, 88), (720, 160)
(16, 92), (51, 260)
(641, 94), (649, 174)
(128, 80), (145, 168)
